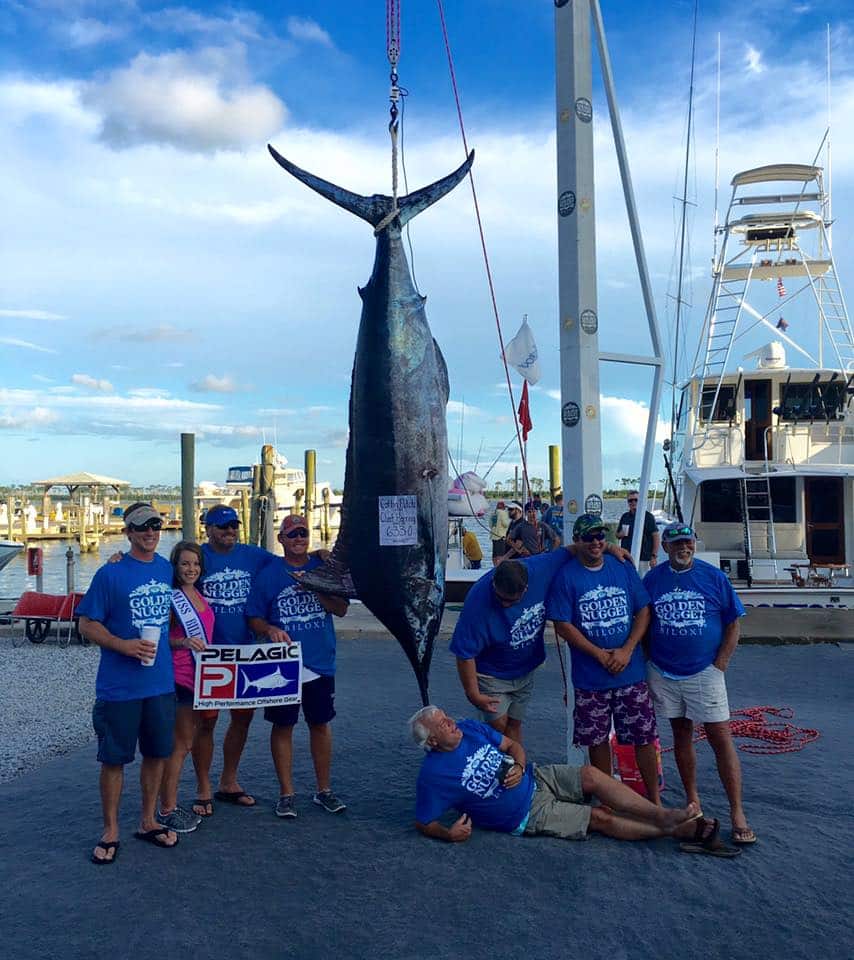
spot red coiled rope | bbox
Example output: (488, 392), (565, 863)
(662, 706), (820, 755)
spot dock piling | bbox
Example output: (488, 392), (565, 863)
(181, 433), (196, 543)
(304, 449), (316, 548)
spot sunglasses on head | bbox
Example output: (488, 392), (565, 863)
(666, 526), (695, 540)
(580, 530), (606, 542)
(129, 519), (162, 532)
(214, 521), (240, 530)
(285, 527), (309, 539)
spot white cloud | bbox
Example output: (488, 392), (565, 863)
(745, 45), (765, 75)
(0, 406), (59, 430)
(82, 48), (287, 152)
(66, 17), (125, 47)
(0, 336), (58, 354)
(189, 373), (238, 393)
(71, 373), (114, 392)
(286, 16), (334, 48)
(447, 400), (484, 416)
(0, 308), (67, 321)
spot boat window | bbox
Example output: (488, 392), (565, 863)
(700, 477), (796, 523)
(700, 479), (742, 522)
(769, 478), (796, 523)
(778, 381), (846, 421)
(700, 385), (737, 422)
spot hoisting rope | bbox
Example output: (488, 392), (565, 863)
(435, 0), (531, 500)
(375, 0), (403, 236)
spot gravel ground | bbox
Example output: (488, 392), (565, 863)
(0, 632), (98, 783)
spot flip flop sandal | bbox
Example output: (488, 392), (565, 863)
(679, 817), (741, 858)
(134, 828), (179, 849)
(193, 798), (215, 817)
(91, 840), (120, 865)
(731, 827), (758, 845)
(214, 790), (256, 807)
(680, 840), (742, 858)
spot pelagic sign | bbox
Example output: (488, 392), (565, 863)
(194, 642), (302, 710)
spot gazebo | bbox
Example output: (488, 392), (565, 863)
(32, 472), (130, 497)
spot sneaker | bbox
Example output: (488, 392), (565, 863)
(312, 790), (346, 814)
(275, 795), (297, 819)
(158, 805), (201, 834)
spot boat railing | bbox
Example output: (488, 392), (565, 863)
(772, 420), (854, 466)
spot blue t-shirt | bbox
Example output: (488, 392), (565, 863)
(415, 719), (535, 833)
(77, 553), (174, 701)
(542, 505), (564, 539)
(200, 543), (276, 645)
(245, 556), (338, 675)
(643, 559), (746, 677)
(546, 555), (650, 691)
(449, 549), (571, 679)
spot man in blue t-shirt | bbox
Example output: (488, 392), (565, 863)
(450, 548), (570, 744)
(247, 514), (349, 819)
(541, 491), (564, 546)
(644, 522), (755, 845)
(547, 514), (661, 803)
(410, 706), (715, 846)
(78, 502), (178, 864)
(195, 504), (278, 810)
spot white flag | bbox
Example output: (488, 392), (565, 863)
(503, 319), (540, 384)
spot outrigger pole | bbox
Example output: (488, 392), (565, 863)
(555, 0), (665, 569)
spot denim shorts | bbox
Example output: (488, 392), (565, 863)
(92, 693), (176, 765)
(264, 674), (336, 727)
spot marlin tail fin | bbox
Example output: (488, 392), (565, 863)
(268, 144), (474, 231)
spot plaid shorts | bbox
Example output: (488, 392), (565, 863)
(573, 681), (658, 747)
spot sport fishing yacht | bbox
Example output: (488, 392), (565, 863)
(670, 163), (854, 626)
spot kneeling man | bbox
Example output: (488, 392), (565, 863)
(410, 706), (718, 848)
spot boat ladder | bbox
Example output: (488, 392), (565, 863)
(810, 257), (854, 371)
(739, 468), (778, 586)
(692, 252), (757, 436)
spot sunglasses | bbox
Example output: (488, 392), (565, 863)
(666, 527), (695, 540)
(214, 521), (240, 530)
(129, 519), (162, 532)
(284, 528), (309, 539)
(580, 530), (606, 542)
(627, 498), (638, 503)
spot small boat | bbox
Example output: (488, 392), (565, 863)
(0, 540), (24, 573)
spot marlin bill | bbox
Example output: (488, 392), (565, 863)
(268, 144), (474, 704)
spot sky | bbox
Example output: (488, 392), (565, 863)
(2, 0), (853, 492)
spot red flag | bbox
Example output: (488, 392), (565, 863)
(518, 380), (533, 441)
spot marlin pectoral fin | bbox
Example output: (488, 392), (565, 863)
(433, 338), (450, 404)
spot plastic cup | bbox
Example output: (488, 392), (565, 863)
(140, 624), (160, 667)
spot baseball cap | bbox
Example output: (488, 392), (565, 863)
(123, 503), (160, 527)
(507, 501), (523, 512)
(205, 505), (239, 526)
(573, 513), (608, 538)
(280, 514), (308, 535)
(662, 522), (696, 543)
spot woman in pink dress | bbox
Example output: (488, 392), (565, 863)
(156, 541), (215, 832)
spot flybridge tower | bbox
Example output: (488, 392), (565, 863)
(554, 0), (664, 560)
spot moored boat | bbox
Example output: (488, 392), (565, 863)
(670, 163), (854, 626)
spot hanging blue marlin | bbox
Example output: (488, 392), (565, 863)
(268, 143), (474, 705)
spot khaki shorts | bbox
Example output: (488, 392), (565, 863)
(476, 670), (536, 721)
(646, 663), (730, 724)
(523, 764), (591, 840)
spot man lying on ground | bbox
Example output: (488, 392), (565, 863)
(409, 706), (736, 855)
